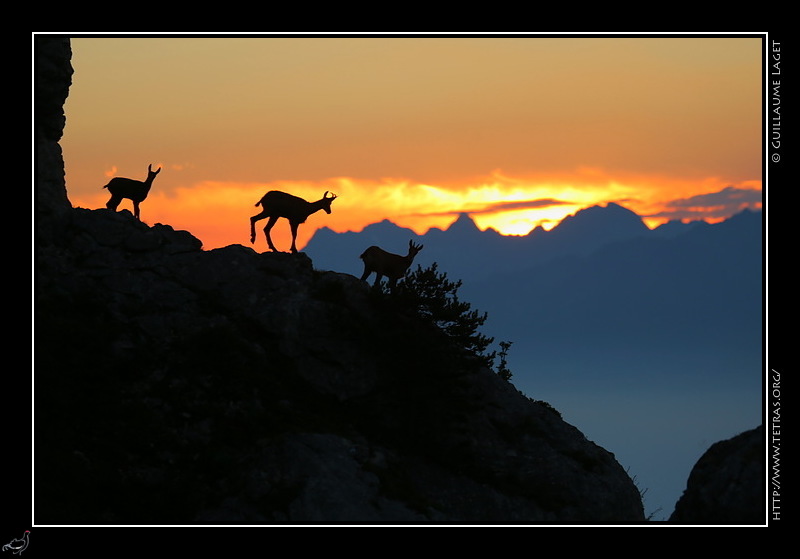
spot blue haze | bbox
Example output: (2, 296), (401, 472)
(304, 204), (764, 520)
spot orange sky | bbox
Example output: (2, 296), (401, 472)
(57, 34), (764, 251)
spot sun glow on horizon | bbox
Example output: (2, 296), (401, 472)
(67, 170), (763, 252)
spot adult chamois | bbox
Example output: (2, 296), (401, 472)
(360, 240), (424, 290)
(250, 190), (337, 253)
(102, 164), (161, 220)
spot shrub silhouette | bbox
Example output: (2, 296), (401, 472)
(389, 262), (510, 376)
(496, 341), (513, 382)
(357, 262), (517, 471)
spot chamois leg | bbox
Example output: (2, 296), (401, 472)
(250, 211), (267, 244)
(360, 266), (371, 282)
(289, 222), (300, 254)
(106, 194), (122, 212)
(263, 216), (280, 252)
(132, 200), (141, 220)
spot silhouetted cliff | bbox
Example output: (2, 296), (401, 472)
(670, 426), (764, 524)
(34, 36), (646, 524)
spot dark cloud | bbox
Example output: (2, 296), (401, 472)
(404, 198), (572, 218)
(470, 198), (573, 215)
(649, 186), (762, 221)
(668, 186), (762, 208)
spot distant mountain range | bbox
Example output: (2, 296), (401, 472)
(304, 202), (755, 284)
(304, 203), (763, 374)
(465, 205), (762, 365)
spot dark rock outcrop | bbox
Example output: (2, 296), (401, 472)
(34, 36), (645, 524)
(35, 36), (73, 228)
(669, 426), (764, 524)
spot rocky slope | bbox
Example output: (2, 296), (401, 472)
(670, 426), (764, 524)
(34, 36), (647, 525)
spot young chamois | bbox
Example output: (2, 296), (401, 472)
(360, 240), (424, 290)
(250, 190), (337, 253)
(102, 164), (161, 220)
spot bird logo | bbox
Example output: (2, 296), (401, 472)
(2, 531), (29, 555)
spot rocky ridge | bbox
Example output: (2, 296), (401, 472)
(35, 36), (646, 524)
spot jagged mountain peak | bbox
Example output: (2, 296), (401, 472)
(362, 218), (404, 232)
(446, 212), (481, 233)
(551, 202), (648, 236)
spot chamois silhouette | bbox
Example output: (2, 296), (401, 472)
(360, 240), (424, 290)
(102, 164), (161, 220)
(250, 190), (337, 253)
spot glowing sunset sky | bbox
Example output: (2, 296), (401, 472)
(60, 34), (764, 251)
